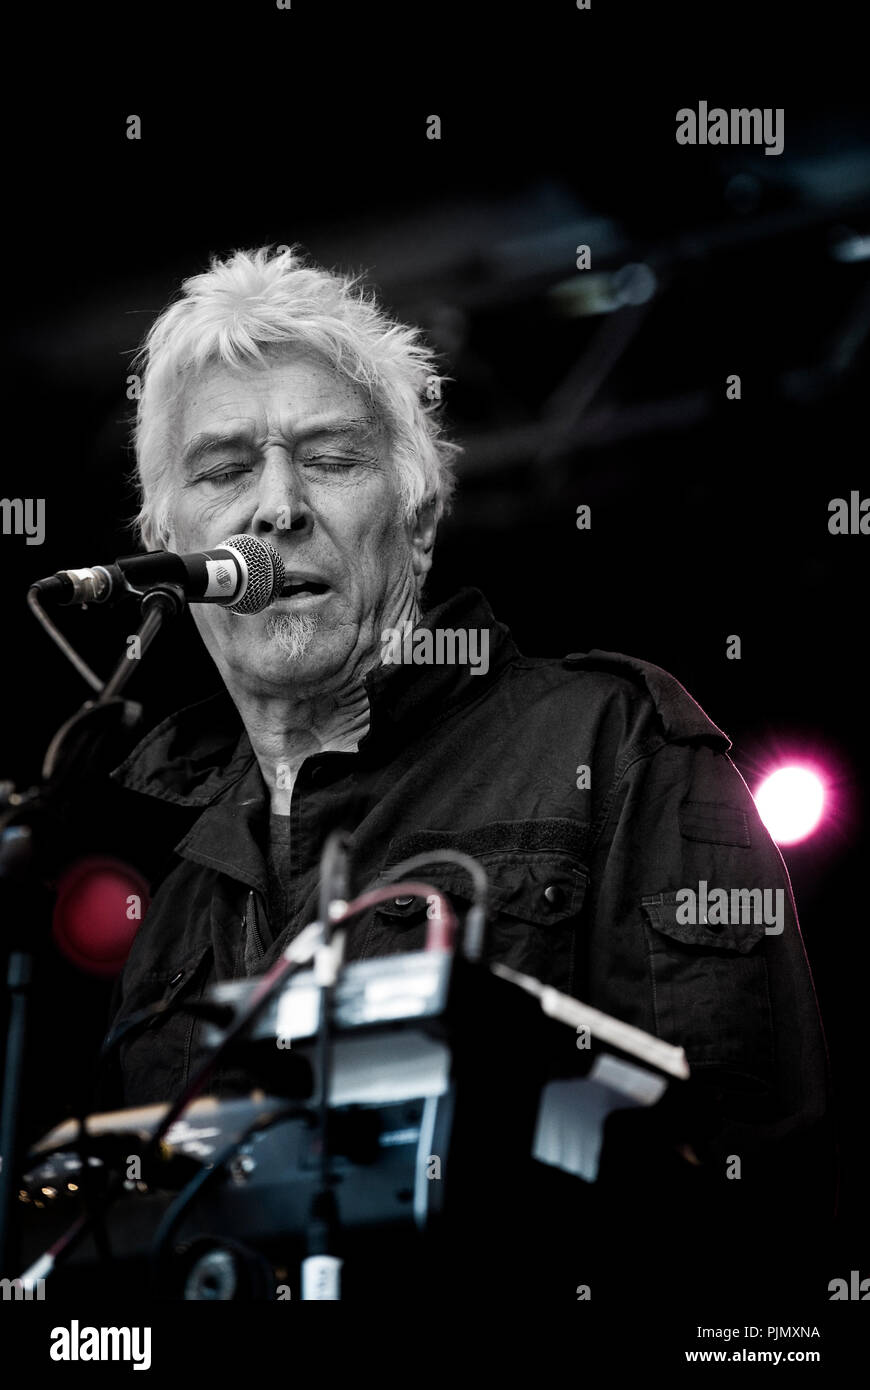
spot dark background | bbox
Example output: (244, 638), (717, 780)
(1, 13), (868, 1318)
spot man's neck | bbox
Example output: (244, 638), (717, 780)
(242, 588), (420, 813)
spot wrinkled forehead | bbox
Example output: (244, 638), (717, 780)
(174, 344), (388, 449)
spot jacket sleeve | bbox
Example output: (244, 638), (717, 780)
(582, 728), (835, 1219)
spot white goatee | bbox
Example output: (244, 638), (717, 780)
(263, 611), (321, 662)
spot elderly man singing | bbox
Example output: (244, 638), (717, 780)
(101, 247), (830, 1229)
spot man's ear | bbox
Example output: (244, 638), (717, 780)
(410, 498), (438, 584)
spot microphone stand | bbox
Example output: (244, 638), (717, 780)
(0, 583), (185, 1277)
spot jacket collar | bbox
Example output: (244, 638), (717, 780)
(110, 587), (518, 810)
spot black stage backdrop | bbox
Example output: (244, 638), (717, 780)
(0, 8), (868, 1359)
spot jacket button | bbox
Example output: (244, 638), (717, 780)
(543, 884), (565, 909)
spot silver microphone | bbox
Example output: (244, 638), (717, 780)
(33, 535), (287, 616)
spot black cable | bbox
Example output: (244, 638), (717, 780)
(99, 998), (235, 1066)
(360, 850), (489, 959)
(309, 832), (353, 1287)
(144, 932), (324, 1162)
(148, 1102), (311, 1297)
(359, 849), (488, 905)
(70, 1114), (114, 1269)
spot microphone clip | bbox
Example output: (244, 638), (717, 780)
(138, 582), (187, 620)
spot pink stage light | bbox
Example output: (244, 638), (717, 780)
(754, 766), (826, 846)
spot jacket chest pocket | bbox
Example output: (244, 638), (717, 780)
(353, 820), (589, 995)
(641, 891), (775, 1086)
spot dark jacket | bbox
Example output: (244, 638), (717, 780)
(100, 587), (831, 1208)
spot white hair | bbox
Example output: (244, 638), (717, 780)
(130, 245), (461, 549)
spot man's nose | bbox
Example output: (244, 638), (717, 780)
(250, 455), (312, 538)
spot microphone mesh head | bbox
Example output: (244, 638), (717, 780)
(221, 535), (286, 615)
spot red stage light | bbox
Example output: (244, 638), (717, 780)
(52, 856), (150, 977)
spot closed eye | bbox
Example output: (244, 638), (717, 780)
(303, 456), (358, 470)
(199, 467), (253, 485)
